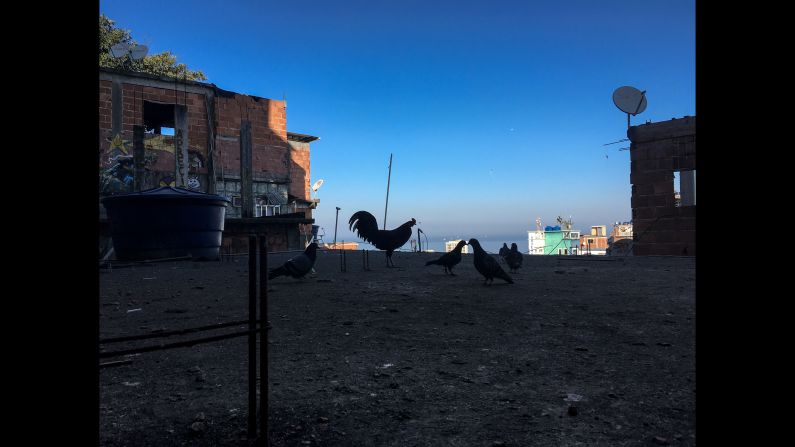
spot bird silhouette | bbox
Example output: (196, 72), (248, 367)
(348, 211), (416, 267)
(499, 243), (510, 263)
(268, 243), (319, 280)
(425, 240), (467, 275)
(468, 238), (513, 285)
(505, 243), (524, 273)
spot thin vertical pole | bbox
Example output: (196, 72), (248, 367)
(247, 235), (257, 440)
(258, 235), (268, 446)
(384, 153), (393, 230)
(334, 207), (340, 247)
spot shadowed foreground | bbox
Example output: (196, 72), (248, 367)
(100, 250), (695, 446)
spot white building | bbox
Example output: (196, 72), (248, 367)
(527, 230), (545, 255)
(445, 239), (470, 254)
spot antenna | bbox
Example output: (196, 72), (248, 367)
(612, 86), (647, 129)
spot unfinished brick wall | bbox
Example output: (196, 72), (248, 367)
(99, 80), (112, 133)
(288, 140), (312, 202)
(98, 70), (311, 209)
(579, 235), (609, 250)
(99, 69), (317, 252)
(628, 116), (696, 256)
(214, 92), (290, 179)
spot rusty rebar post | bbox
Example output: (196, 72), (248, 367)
(258, 236), (268, 446)
(248, 235), (257, 440)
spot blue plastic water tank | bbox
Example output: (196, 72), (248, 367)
(101, 187), (231, 261)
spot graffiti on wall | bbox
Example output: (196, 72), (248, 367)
(175, 129), (187, 187)
(159, 175), (176, 187)
(187, 176), (201, 190)
(144, 134), (175, 155)
(189, 150), (205, 171)
(99, 155), (134, 195)
(100, 133), (133, 195)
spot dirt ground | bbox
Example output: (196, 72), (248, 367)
(99, 249), (696, 446)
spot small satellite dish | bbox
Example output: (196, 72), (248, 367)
(312, 179), (324, 192)
(613, 86), (647, 115)
(110, 42), (131, 58)
(130, 44), (148, 60)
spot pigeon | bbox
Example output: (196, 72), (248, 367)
(467, 238), (513, 285)
(499, 243), (510, 262)
(505, 243), (524, 273)
(425, 240), (467, 275)
(268, 243), (319, 280)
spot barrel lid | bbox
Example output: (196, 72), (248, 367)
(101, 186), (231, 204)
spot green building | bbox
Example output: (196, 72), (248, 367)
(542, 227), (580, 255)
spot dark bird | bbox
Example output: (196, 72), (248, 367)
(498, 243), (510, 262)
(468, 238), (513, 285)
(349, 211), (416, 267)
(425, 240), (467, 275)
(268, 243), (319, 280)
(505, 242), (524, 273)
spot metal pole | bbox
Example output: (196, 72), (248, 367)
(247, 235), (257, 440)
(417, 229), (422, 252)
(258, 236), (268, 446)
(384, 153), (393, 230)
(334, 207), (340, 248)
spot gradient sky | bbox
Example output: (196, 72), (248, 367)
(100, 0), (695, 246)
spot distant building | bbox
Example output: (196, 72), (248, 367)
(579, 226), (608, 255)
(606, 222), (633, 256)
(445, 240), (470, 254)
(527, 217), (580, 255)
(528, 230), (545, 255)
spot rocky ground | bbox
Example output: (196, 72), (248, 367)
(99, 249), (695, 446)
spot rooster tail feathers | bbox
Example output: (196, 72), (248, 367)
(348, 211), (379, 242)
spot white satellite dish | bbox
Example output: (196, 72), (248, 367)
(613, 86), (648, 129)
(130, 44), (149, 60)
(613, 86), (647, 115)
(312, 179), (325, 192)
(110, 42), (131, 58)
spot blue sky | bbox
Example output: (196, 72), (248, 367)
(100, 0), (695, 248)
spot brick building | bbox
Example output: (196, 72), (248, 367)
(628, 116), (695, 256)
(606, 222), (633, 256)
(99, 68), (319, 252)
(579, 226), (608, 255)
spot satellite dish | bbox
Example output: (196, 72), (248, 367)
(110, 42), (131, 58)
(613, 86), (647, 115)
(130, 44), (148, 60)
(312, 179), (324, 192)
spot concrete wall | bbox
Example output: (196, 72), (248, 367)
(628, 116), (696, 256)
